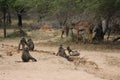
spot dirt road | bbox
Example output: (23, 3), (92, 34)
(0, 39), (120, 80)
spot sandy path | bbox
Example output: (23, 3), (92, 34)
(0, 52), (105, 80)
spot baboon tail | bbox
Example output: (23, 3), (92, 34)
(30, 57), (37, 62)
(32, 58), (37, 62)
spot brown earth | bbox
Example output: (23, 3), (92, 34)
(0, 29), (120, 80)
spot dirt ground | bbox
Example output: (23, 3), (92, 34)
(0, 29), (120, 80)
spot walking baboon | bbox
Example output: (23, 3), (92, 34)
(67, 46), (80, 56)
(18, 37), (28, 50)
(22, 47), (37, 62)
(56, 45), (68, 58)
(27, 38), (34, 51)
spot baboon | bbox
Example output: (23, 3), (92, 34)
(67, 46), (80, 56)
(56, 45), (68, 59)
(27, 38), (34, 51)
(18, 37), (28, 50)
(22, 47), (37, 62)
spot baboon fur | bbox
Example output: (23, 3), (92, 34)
(18, 37), (28, 50)
(27, 38), (34, 51)
(22, 47), (37, 62)
(56, 45), (68, 58)
(67, 46), (80, 56)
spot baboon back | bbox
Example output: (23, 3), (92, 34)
(18, 37), (27, 50)
(58, 48), (67, 58)
(57, 45), (68, 59)
(22, 51), (31, 62)
(22, 48), (37, 62)
(27, 39), (34, 51)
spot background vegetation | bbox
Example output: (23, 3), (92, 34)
(0, 0), (120, 43)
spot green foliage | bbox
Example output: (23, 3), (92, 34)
(0, 0), (9, 7)
(0, 0), (15, 11)
(82, 0), (120, 17)
(0, 37), (3, 41)
(1, 0), (120, 39)
(31, 0), (54, 20)
(1, 0), (120, 19)
(52, 0), (81, 17)
(52, 0), (120, 18)
(12, 0), (31, 12)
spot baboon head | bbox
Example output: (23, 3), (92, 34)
(60, 44), (63, 47)
(67, 46), (72, 53)
(21, 37), (26, 42)
(67, 46), (70, 51)
(20, 37), (27, 45)
(27, 38), (32, 42)
(59, 44), (63, 49)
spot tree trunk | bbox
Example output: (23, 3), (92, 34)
(59, 16), (69, 38)
(7, 10), (12, 24)
(64, 17), (69, 37)
(101, 17), (110, 40)
(65, 25), (69, 37)
(17, 13), (22, 28)
(113, 37), (120, 42)
(93, 21), (104, 41)
(3, 9), (7, 38)
(17, 12), (23, 33)
(93, 17), (111, 42)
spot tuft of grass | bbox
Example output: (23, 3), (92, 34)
(56, 32), (82, 45)
(30, 30), (55, 40)
(0, 37), (3, 42)
(7, 30), (27, 38)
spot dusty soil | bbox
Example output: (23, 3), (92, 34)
(0, 30), (120, 80)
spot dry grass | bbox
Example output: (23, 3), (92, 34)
(106, 56), (120, 67)
(0, 23), (120, 52)
(67, 56), (99, 69)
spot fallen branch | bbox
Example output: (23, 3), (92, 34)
(34, 49), (55, 55)
(113, 37), (120, 42)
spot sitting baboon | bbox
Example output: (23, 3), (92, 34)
(27, 38), (34, 51)
(67, 46), (80, 56)
(22, 47), (37, 62)
(18, 37), (28, 50)
(56, 45), (68, 59)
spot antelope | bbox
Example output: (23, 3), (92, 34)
(71, 20), (94, 43)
